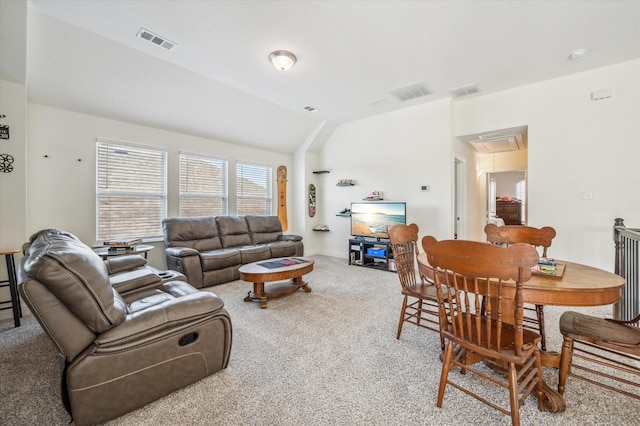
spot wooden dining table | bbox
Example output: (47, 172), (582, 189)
(416, 253), (625, 412)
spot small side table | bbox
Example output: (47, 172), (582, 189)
(0, 249), (21, 327)
(93, 244), (154, 260)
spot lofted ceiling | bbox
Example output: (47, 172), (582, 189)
(11, 1), (640, 154)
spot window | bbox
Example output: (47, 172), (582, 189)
(96, 141), (167, 240)
(179, 153), (228, 217)
(236, 163), (272, 215)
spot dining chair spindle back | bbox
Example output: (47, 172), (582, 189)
(388, 224), (444, 349)
(422, 236), (544, 426)
(484, 223), (556, 350)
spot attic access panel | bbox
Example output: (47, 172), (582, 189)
(469, 135), (524, 154)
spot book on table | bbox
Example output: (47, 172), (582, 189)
(103, 238), (142, 248)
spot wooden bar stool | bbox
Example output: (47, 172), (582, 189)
(0, 249), (21, 327)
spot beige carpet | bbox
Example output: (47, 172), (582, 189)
(1, 255), (638, 425)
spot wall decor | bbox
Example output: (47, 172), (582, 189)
(0, 114), (7, 140)
(0, 153), (14, 173)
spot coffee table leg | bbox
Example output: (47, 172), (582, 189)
(293, 276), (312, 293)
(244, 282), (269, 308)
(255, 282), (268, 308)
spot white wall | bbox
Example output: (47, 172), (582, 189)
(0, 80), (28, 322)
(16, 58), (640, 283)
(494, 171), (525, 200)
(26, 103), (294, 268)
(316, 98), (462, 258)
(455, 59), (640, 270)
(0, 80), (27, 250)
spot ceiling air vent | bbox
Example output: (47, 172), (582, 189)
(389, 82), (431, 102)
(137, 29), (176, 50)
(449, 83), (480, 98)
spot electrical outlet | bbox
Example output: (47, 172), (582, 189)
(421, 185), (430, 192)
(579, 190), (593, 200)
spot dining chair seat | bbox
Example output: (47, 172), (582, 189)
(402, 282), (439, 300)
(558, 310), (640, 400)
(560, 311), (640, 350)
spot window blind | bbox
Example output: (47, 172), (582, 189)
(96, 141), (167, 240)
(179, 153), (228, 217)
(236, 163), (272, 215)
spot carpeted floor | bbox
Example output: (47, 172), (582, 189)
(1, 255), (638, 425)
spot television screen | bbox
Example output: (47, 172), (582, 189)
(350, 202), (406, 239)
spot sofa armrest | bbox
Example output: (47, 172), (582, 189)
(105, 255), (147, 274)
(278, 234), (302, 242)
(166, 246), (199, 257)
(165, 246), (203, 287)
(94, 291), (225, 351)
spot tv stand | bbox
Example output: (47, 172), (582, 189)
(348, 238), (395, 273)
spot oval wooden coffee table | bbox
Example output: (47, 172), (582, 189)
(240, 257), (314, 309)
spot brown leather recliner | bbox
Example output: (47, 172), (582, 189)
(18, 229), (233, 426)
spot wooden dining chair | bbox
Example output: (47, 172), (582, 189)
(558, 311), (640, 400)
(388, 223), (445, 349)
(422, 236), (544, 426)
(484, 223), (556, 351)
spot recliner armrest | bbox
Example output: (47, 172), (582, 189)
(166, 246), (199, 257)
(278, 234), (302, 242)
(105, 255), (147, 274)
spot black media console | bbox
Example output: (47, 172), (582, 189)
(348, 238), (396, 272)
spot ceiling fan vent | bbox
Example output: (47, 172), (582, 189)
(389, 82), (431, 102)
(449, 83), (480, 98)
(137, 29), (176, 50)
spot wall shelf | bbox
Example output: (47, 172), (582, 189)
(313, 170), (330, 174)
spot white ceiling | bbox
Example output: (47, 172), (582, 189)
(16, 1), (640, 154)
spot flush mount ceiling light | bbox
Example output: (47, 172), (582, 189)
(569, 49), (587, 60)
(269, 50), (297, 71)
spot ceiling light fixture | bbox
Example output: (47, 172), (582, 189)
(269, 50), (297, 71)
(569, 49), (586, 60)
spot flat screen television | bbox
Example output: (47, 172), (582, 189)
(350, 201), (406, 240)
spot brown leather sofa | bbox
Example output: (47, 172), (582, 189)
(18, 229), (232, 426)
(162, 215), (303, 288)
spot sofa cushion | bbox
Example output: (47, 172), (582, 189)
(216, 216), (252, 247)
(269, 240), (298, 258)
(245, 215), (283, 244)
(237, 245), (271, 264)
(200, 249), (242, 271)
(163, 217), (222, 252)
(22, 229), (127, 333)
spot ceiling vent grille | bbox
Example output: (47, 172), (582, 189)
(389, 82), (431, 102)
(449, 83), (480, 98)
(137, 29), (176, 50)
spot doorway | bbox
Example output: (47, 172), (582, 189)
(488, 170), (526, 225)
(454, 158), (465, 239)
(456, 125), (528, 232)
